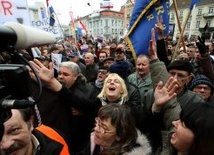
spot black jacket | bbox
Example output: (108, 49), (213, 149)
(33, 128), (71, 155)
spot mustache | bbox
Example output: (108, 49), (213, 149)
(0, 141), (24, 155)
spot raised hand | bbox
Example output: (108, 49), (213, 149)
(148, 28), (158, 60)
(29, 59), (62, 92)
(155, 16), (165, 39)
(196, 36), (208, 56)
(153, 77), (178, 112)
(29, 59), (55, 83)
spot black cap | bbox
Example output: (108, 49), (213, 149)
(167, 60), (193, 73)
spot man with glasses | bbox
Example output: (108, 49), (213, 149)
(166, 60), (204, 107)
(189, 74), (214, 102)
(139, 29), (204, 153)
(92, 66), (109, 92)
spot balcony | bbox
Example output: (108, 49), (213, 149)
(203, 13), (214, 18)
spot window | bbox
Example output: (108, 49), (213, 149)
(187, 22), (190, 29)
(112, 19), (114, 26)
(90, 22), (92, 29)
(196, 21), (200, 28)
(209, 7), (214, 14)
(207, 20), (211, 26)
(197, 8), (202, 15)
(105, 19), (108, 26)
(170, 12), (175, 19)
(100, 20), (102, 26)
(112, 28), (114, 34)
(115, 20), (117, 26)
(180, 11), (183, 17)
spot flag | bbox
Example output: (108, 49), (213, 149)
(48, 5), (55, 26)
(79, 18), (87, 32)
(77, 17), (87, 36)
(126, 0), (169, 57)
(189, 0), (200, 10)
(47, 0), (55, 26)
(69, 11), (75, 28)
(46, 0), (49, 7)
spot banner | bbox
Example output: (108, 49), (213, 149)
(126, 0), (170, 58)
(0, 0), (31, 25)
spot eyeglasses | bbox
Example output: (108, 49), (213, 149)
(95, 118), (115, 134)
(115, 51), (124, 55)
(98, 70), (108, 75)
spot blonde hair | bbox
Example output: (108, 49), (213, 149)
(97, 73), (128, 102)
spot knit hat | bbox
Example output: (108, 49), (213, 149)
(167, 60), (193, 73)
(109, 60), (130, 79)
(190, 74), (213, 91)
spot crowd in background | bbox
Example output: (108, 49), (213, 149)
(1, 19), (214, 155)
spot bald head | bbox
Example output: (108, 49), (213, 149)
(84, 52), (95, 66)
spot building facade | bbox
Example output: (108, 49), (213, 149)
(121, 0), (214, 41)
(72, 10), (124, 41)
(169, 0), (214, 40)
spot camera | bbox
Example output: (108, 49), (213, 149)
(0, 22), (57, 140)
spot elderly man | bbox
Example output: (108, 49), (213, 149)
(189, 74), (214, 102)
(0, 108), (71, 155)
(128, 54), (153, 102)
(30, 61), (98, 154)
(84, 52), (99, 83)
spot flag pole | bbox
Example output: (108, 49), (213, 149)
(172, 10), (191, 61)
(171, 0), (187, 54)
(172, 0), (200, 61)
(53, 12), (65, 39)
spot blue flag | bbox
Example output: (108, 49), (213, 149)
(189, 0), (200, 10)
(49, 5), (55, 26)
(126, 0), (169, 57)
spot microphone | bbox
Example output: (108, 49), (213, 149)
(0, 22), (57, 50)
(1, 99), (35, 109)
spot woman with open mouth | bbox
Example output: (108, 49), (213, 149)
(165, 101), (214, 155)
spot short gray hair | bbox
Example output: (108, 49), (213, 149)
(59, 61), (81, 75)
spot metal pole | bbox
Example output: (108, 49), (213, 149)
(88, 0), (93, 37)
(53, 12), (65, 39)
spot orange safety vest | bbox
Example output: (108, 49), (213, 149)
(36, 124), (70, 155)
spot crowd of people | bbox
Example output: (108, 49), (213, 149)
(1, 18), (214, 155)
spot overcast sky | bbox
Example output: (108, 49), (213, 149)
(28, 0), (127, 25)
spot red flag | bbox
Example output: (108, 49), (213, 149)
(78, 17), (87, 31)
(46, 0), (49, 7)
(69, 11), (75, 28)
